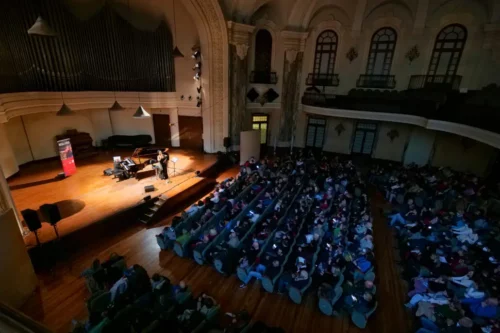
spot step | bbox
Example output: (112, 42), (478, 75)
(149, 206), (159, 212)
(154, 200), (165, 207)
(145, 212), (154, 218)
(139, 219), (150, 224)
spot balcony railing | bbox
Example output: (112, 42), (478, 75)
(306, 73), (339, 87)
(356, 74), (396, 89)
(249, 71), (278, 84)
(408, 75), (462, 91)
(301, 89), (500, 135)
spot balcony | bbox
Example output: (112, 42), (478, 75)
(306, 73), (339, 87)
(301, 89), (500, 138)
(408, 75), (462, 91)
(249, 71), (278, 84)
(356, 75), (396, 89)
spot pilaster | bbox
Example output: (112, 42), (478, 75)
(227, 21), (255, 148)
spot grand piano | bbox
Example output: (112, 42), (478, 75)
(113, 148), (167, 180)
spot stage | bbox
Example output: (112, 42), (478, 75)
(8, 149), (218, 248)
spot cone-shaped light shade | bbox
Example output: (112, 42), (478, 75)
(133, 106), (151, 118)
(28, 16), (57, 36)
(172, 46), (184, 58)
(56, 103), (76, 116)
(109, 100), (125, 111)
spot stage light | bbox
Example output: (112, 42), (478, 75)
(197, 86), (201, 93)
(56, 92), (76, 116)
(180, 95), (184, 100)
(192, 50), (200, 59)
(197, 100), (202, 107)
(28, 16), (57, 36)
(188, 96), (192, 101)
(133, 106), (151, 118)
(56, 103), (76, 116)
(193, 73), (200, 80)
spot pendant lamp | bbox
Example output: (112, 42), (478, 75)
(171, 0), (184, 58)
(28, 16), (57, 36)
(109, 92), (125, 111)
(133, 93), (150, 118)
(56, 92), (75, 116)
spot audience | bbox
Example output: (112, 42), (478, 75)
(373, 163), (500, 333)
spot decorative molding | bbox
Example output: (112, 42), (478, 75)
(387, 129), (400, 142)
(235, 44), (250, 60)
(0, 92), (199, 122)
(302, 104), (500, 149)
(192, 0), (229, 152)
(227, 21), (255, 46)
(405, 45), (420, 64)
(346, 47), (359, 63)
(286, 49), (299, 64)
(335, 123), (345, 136)
(281, 31), (309, 52)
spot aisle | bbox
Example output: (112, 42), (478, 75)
(370, 189), (413, 333)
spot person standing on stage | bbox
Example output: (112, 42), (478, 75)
(157, 150), (169, 181)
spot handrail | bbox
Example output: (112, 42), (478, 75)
(356, 74), (396, 89)
(305, 73), (339, 87)
(0, 301), (53, 333)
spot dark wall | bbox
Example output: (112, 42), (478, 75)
(0, 0), (175, 93)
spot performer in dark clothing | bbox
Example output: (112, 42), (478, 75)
(157, 149), (169, 180)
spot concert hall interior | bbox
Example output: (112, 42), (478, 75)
(0, 0), (500, 333)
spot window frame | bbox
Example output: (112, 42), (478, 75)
(426, 24), (467, 78)
(305, 117), (327, 149)
(253, 29), (273, 74)
(313, 30), (339, 77)
(252, 114), (269, 145)
(365, 27), (397, 76)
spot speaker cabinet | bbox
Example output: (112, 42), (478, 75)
(21, 209), (41, 232)
(144, 185), (155, 193)
(40, 204), (61, 225)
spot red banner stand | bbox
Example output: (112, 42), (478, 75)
(57, 138), (76, 176)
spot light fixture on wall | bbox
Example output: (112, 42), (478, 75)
(180, 95), (184, 100)
(133, 92), (151, 118)
(196, 96), (202, 107)
(56, 92), (76, 116)
(109, 92), (125, 111)
(171, 0), (184, 58)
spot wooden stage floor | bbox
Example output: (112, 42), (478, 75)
(8, 149), (217, 248)
(19, 186), (412, 333)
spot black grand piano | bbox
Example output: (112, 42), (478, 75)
(111, 148), (166, 181)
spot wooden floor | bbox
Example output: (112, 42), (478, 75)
(8, 149), (217, 247)
(19, 183), (413, 333)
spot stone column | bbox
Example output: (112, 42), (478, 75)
(227, 21), (255, 149)
(170, 107), (180, 147)
(279, 31), (308, 148)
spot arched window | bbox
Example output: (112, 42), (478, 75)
(366, 27), (397, 76)
(427, 24), (467, 79)
(313, 30), (338, 78)
(252, 29), (274, 83)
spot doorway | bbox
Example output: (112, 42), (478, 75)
(178, 116), (203, 151)
(351, 122), (377, 156)
(252, 114), (269, 152)
(153, 114), (172, 147)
